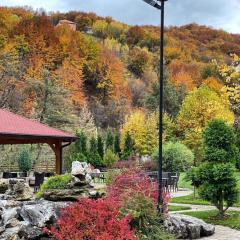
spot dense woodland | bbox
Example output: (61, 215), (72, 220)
(0, 7), (239, 168)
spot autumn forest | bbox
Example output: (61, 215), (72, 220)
(0, 7), (239, 166)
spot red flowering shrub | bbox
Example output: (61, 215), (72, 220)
(108, 168), (170, 214)
(47, 198), (137, 240)
(113, 160), (138, 169)
(46, 168), (170, 239)
(141, 160), (157, 171)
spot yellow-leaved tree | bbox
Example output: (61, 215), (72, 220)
(120, 110), (158, 156)
(218, 54), (240, 120)
(177, 84), (234, 164)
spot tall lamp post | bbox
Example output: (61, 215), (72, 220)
(142, 0), (168, 213)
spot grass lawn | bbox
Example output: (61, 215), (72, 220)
(171, 194), (210, 205)
(168, 205), (191, 212)
(178, 172), (192, 189)
(181, 210), (240, 230)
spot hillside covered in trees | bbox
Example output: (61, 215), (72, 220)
(0, 7), (239, 166)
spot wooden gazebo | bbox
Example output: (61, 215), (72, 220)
(0, 109), (77, 174)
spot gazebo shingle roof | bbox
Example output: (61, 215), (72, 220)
(0, 109), (76, 141)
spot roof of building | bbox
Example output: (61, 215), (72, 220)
(0, 109), (77, 142)
(58, 19), (76, 25)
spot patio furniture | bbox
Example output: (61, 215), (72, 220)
(44, 172), (55, 178)
(19, 172), (28, 178)
(2, 172), (11, 179)
(33, 172), (45, 192)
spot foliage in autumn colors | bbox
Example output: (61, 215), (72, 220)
(0, 6), (239, 167)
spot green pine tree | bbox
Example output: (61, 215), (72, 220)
(114, 133), (121, 155)
(97, 135), (104, 159)
(123, 132), (134, 159)
(106, 130), (114, 150)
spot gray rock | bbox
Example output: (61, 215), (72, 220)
(4, 180), (33, 201)
(164, 214), (215, 239)
(42, 188), (93, 201)
(5, 218), (21, 228)
(0, 226), (21, 240)
(2, 208), (20, 225)
(20, 200), (67, 228)
(18, 224), (45, 239)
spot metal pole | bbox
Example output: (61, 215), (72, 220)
(158, 0), (165, 214)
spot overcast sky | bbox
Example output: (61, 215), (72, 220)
(1, 0), (240, 34)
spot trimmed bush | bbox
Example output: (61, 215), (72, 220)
(198, 119), (238, 217)
(152, 142), (194, 172)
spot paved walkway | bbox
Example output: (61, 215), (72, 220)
(201, 226), (240, 240)
(170, 189), (240, 213)
(170, 190), (240, 239)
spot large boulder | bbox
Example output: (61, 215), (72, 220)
(164, 214), (215, 239)
(71, 161), (93, 183)
(4, 180), (33, 201)
(42, 187), (105, 201)
(0, 199), (68, 239)
(19, 200), (67, 228)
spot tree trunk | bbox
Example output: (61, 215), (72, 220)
(219, 191), (224, 218)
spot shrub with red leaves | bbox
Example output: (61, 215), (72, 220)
(113, 160), (138, 169)
(47, 198), (137, 240)
(108, 168), (170, 214)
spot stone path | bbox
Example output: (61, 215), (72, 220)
(170, 190), (240, 239)
(169, 202), (240, 213)
(201, 226), (240, 240)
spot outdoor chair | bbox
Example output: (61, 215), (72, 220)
(2, 172), (11, 179)
(19, 172), (28, 178)
(33, 172), (45, 192)
(99, 172), (106, 183)
(44, 172), (55, 178)
(10, 172), (18, 178)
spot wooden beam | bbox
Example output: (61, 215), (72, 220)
(48, 141), (62, 175)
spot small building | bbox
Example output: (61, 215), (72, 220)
(0, 109), (77, 174)
(56, 19), (77, 31)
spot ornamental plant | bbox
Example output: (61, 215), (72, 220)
(152, 142), (194, 172)
(198, 119), (238, 217)
(46, 198), (137, 240)
(107, 168), (170, 214)
(17, 147), (32, 172)
(103, 149), (119, 168)
(120, 192), (174, 240)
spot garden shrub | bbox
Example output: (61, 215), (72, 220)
(185, 167), (201, 198)
(120, 192), (174, 240)
(46, 169), (171, 240)
(198, 119), (238, 217)
(17, 147), (32, 172)
(46, 198), (137, 240)
(235, 126), (240, 170)
(36, 174), (72, 199)
(113, 159), (138, 169)
(108, 168), (170, 212)
(152, 142), (194, 172)
(142, 160), (157, 171)
(103, 149), (119, 168)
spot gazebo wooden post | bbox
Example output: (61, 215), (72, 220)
(55, 141), (63, 175)
(49, 141), (63, 175)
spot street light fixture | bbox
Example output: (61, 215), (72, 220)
(142, 0), (168, 214)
